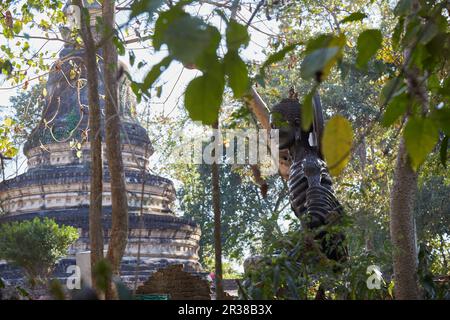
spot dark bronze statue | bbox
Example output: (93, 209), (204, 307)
(271, 93), (347, 261)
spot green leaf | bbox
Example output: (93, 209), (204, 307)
(404, 117), (439, 170)
(394, 0), (413, 16)
(430, 107), (450, 136)
(3, 117), (14, 127)
(16, 286), (30, 298)
(130, 81), (141, 96)
(153, 7), (186, 50)
(356, 29), (382, 69)
(137, 61), (146, 69)
(300, 46), (340, 82)
(427, 74), (440, 93)
(301, 89), (315, 131)
(226, 20), (250, 51)
(340, 12), (367, 24)
(379, 77), (405, 106)
(440, 136), (448, 168)
(419, 22), (439, 44)
(392, 18), (404, 50)
(130, 0), (164, 19)
(38, 19), (51, 30)
(23, 41), (30, 52)
(184, 73), (225, 125)
(0, 60), (13, 75)
(156, 85), (163, 98)
(142, 56), (173, 92)
(403, 18), (420, 44)
(13, 20), (23, 34)
(410, 44), (431, 71)
(164, 15), (221, 66)
(438, 77), (450, 99)
(4, 146), (17, 159)
(321, 115), (353, 176)
(382, 93), (408, 127)
(113, 36), (125, 56)
(305, 34), (345, 54)
(129, 51), (135, 66)
(299, 33), (345, 82)
(224, 51), (249, 98)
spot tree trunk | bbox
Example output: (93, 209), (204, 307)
(102, 0), (129, 300)
(390, 138), (420, 299)
(74, 0), (104, 295)
(389, 0), (425, 300)
(211, 121), (224, 300)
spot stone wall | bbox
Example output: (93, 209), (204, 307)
(136, 264), (211, 300)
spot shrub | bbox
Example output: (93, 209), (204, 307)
(0, 217), (79, 285)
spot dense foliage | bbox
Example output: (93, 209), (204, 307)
(0, 218), (78, 284)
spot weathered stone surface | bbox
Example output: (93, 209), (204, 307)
(137, 265), (211, 300)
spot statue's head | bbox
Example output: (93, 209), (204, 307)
(270, 98), (299, 149)
(270, 98), (312, 150)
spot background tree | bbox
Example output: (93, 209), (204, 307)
(101, 0), (129, 300)
(0, 117), (19, 183)
(0, 217), (78, 286)
(72, 0), (105, 297)
(211, 121), (224, 299)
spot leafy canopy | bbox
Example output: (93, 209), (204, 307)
(0, 218), (79, 281)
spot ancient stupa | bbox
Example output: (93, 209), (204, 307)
(0, 1), (201, 278)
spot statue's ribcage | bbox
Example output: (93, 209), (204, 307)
(289, 153), (342, 229)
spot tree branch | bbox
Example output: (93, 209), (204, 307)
(244, 86), (291, 180)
